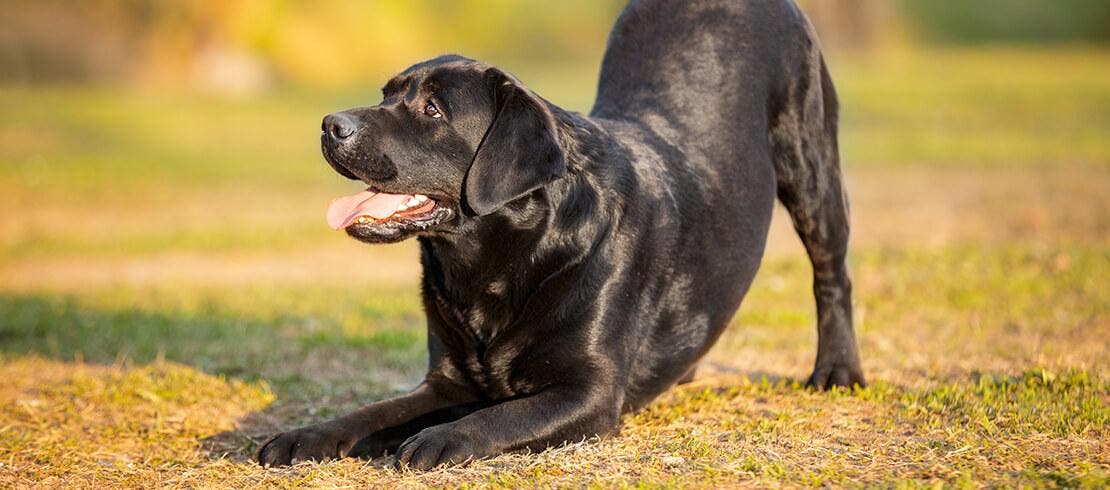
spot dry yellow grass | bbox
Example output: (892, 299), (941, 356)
(0, 357), (274, 487)
(1, 360), (1105, 488)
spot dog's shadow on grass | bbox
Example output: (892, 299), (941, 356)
(200, 361), (809, 466)
(199, 396), (395, 466)
(200, 405), (406, 469)
(691, 361), (800, 387)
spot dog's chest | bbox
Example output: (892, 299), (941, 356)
(432, 289), (525, 398)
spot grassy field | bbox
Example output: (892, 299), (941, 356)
(1, 48), (1108, 487)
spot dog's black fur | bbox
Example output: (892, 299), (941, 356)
(259, 0), (864, 469)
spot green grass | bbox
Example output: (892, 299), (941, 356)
(835, 48), (1110, 166)
(1, 47), (1108, 487)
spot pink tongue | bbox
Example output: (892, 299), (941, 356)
(326, 189), (412, 230)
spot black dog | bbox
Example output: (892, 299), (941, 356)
(259, 0), (864, 469)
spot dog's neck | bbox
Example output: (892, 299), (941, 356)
(417, 106), (617, 334)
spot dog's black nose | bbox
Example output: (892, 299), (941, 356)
(323, 113), (358, 140)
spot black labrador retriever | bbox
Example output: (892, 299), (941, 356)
(259, 0), (864, 469)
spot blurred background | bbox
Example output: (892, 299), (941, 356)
(3, 0), (1109, 88)
(1, 1), (1107, 484)
(2, 0), (1108, 369)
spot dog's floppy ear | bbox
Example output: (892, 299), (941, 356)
(464, 69), (566, 216)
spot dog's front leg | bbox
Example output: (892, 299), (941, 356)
(257, 382), (477, 466)
(394, 384), (620, 470)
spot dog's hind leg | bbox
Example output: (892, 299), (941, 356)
(769, 52), (865, 390)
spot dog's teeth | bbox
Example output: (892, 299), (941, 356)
(404, 197), (420, 207)
(356, 216), (370, 224)
(414, 195), (429, 203)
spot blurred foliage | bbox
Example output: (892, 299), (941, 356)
(0, 0), (623, 87)
(901, 0), (1110, 45)
(1, 0), (1107, 88)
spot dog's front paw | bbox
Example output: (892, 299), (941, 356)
(806, 363), (866, 390)
(257, 423), (354, 467)
(395, 423), (491, 470)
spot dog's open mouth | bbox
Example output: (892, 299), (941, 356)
(326, 187), (442, 230)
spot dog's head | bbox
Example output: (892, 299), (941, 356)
(321, 55), (566, 243)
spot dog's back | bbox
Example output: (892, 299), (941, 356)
(593, 0), (815, 146)
(591, 0), (861, 405)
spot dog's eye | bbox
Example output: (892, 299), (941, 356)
(423, 102), (442, 119)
